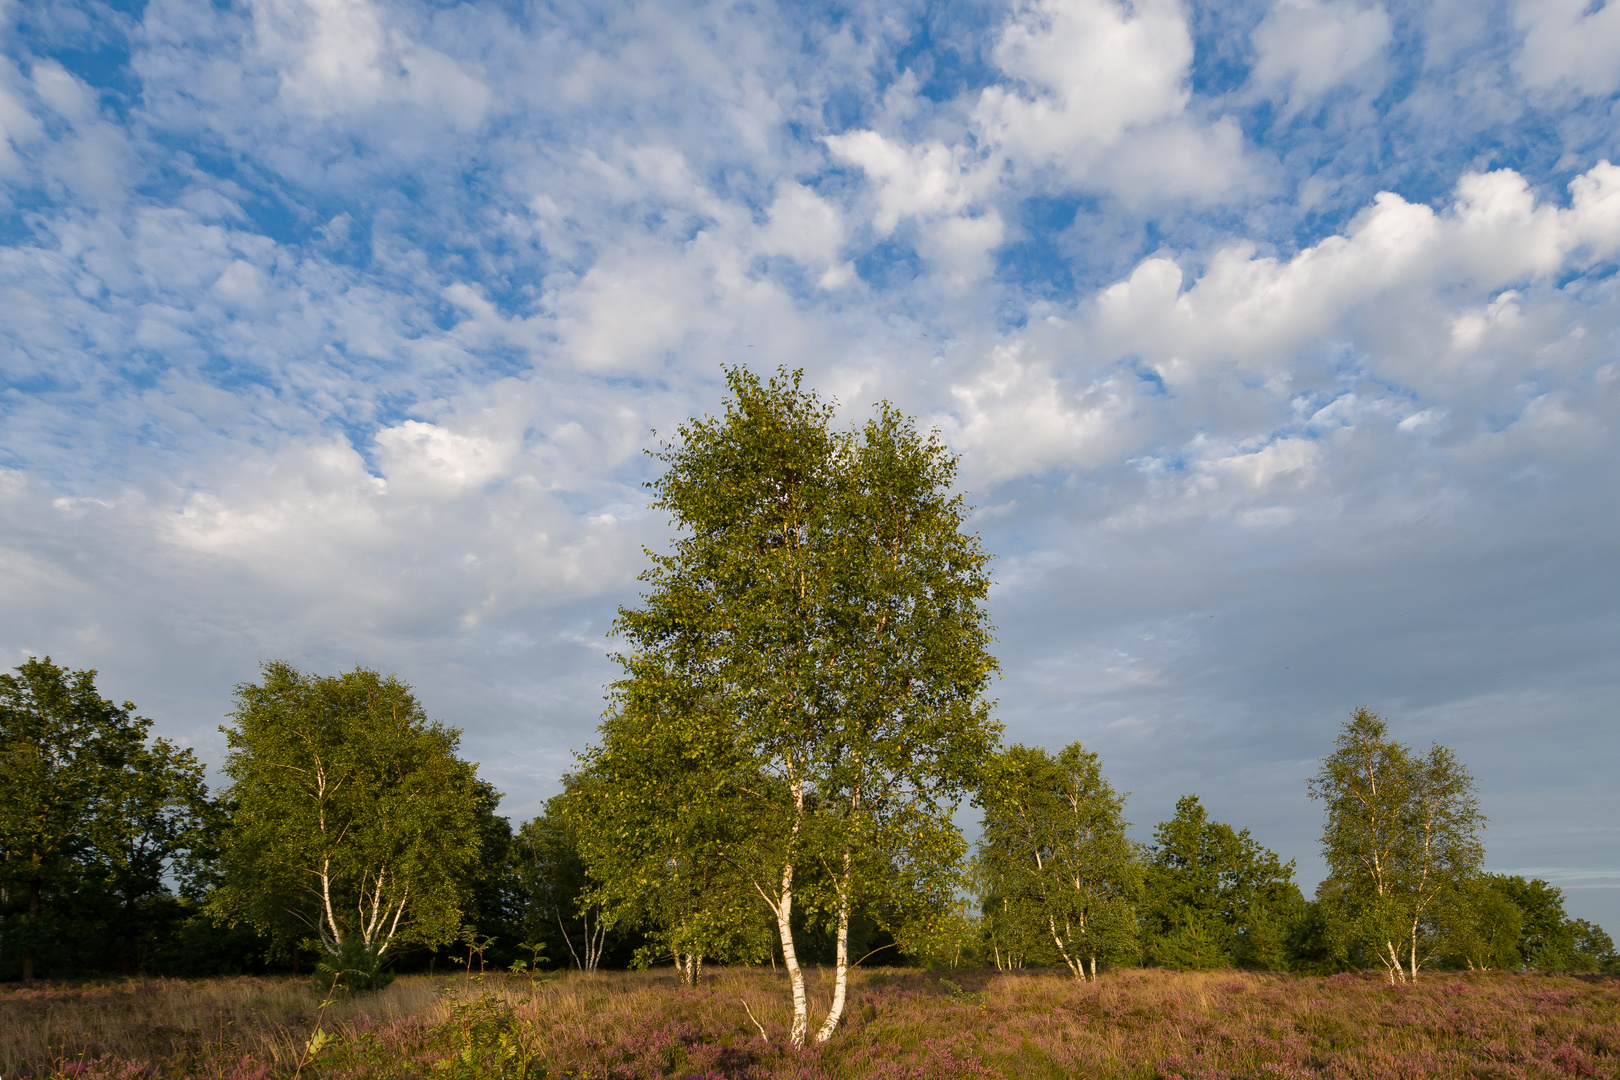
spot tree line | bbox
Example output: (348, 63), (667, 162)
(2, 367), (1612, 1032)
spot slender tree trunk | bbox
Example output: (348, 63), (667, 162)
(1047, 915), (1084, 981)
(814, 866), (852, 1044)
(677, 953), (704, 987)
(775, 858), (809, 1047)
(589, 910), (606, 971)
(22, 875), (42, 982)
(555, 910), (583, 970)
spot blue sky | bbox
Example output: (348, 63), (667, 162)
(3, 0), (1619, 927)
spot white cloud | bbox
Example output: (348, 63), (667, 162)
(944, 338), (1145, 484)
(975, 0), (1194, 169)
(375, 421), (511, 496)
(1251, 0), (1393, 111)
(248, 0), (490, 128)
(755, 182), (852, 287)
(1516, 0), (1620, 97)
(824, 131), (988, 236)
(0, 59), (42, 176)
(1092, 163), (1620, 387)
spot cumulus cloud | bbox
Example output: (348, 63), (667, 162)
(1092, 163), (1620, 387)
(975, 0), (1200, 176)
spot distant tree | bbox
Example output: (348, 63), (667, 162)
(458, 780), (525, 969)
(572, 694), (772, 984)
(79, 735), (220, 974)
(1483, 874), (1579, 969)
(975, 844), (1053, 970)
(0, 657), (203, 980)
(211, 663), (485, 972)
(976, 743), (1142, 981)
(1433, 875), (1523, 971)
(1569, 919), (1618, 973)
(1140, 795), (1302, 971)
(514, 790), (612, 972)
(1309, 708), (1484, 983)
(613, 367), (1000, 1044)
(1479, 875), (1618, 972)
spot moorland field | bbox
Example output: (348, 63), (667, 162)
(2, 967), (1616, 1080)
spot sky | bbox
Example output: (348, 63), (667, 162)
(2, 0), (1618, 929)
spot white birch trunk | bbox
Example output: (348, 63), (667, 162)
(1047, 915), (1085, 981)
(776, 858), (809, 1047)
(814, 875), (851, 1043)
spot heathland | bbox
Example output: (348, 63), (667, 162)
(4, 968), (1617, 1079)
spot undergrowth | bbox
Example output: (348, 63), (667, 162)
(2, 967), (1615, 1078)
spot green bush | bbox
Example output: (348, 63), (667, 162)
(312, 936), (395, 996)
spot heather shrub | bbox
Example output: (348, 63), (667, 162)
(5, 967), (1618, 1079)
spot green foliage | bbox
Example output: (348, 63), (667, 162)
(572, 698), (774, 977)
(1569, 918), (1619, 973)
(1140, 795), (1303, 971)
(976, 742), (1142, 979)
(1472, 875), (1619, 972)
(608, 366), (1002, 1037)
(313, 934), (396, 995)
(211, 662), (486, 959)
(1432, 875), (1523, 971)
(1309, 708), (1484, 982)
(514, 794), (623, 971)
(0, 657), (218, 979)
(432, 993), (542, 1080)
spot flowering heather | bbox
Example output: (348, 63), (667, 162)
(1, 968), (1615, 1078)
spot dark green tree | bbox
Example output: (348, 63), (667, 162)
(1481, 875), (1616, 971)
(1141, 795), (1302, 970)
(1570, 919), (1618, 973)
(612, 367), (1001, 1044)
(79, 735), (220, 973)
(210, 662), (486, 975)
(976, 742), (1142, 981)
(0, 657), (202, 980)
(514, 790), (613, 971)
(1433, 875), (1522, 971)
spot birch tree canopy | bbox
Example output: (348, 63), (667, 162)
(976, 742), (1143, 981)
(211, 662), (486, 964)
(610, 366), (1001, 1045)
(1309, 707), (1485, 983)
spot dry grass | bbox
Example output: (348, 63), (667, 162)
(1, 966), (1616, 1078)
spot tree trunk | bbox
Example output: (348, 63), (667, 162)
(556, 910), (583, 970)
(814, 875), (851, 1043)
(22, 876), (40, 982)
(775, 858), (809, 1047)
(1047, 915), (1084, 981)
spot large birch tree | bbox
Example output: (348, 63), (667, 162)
(611, 367), (999, 1046)
(211, 662), (486, 967)
(1309, 707), (1484, 983)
